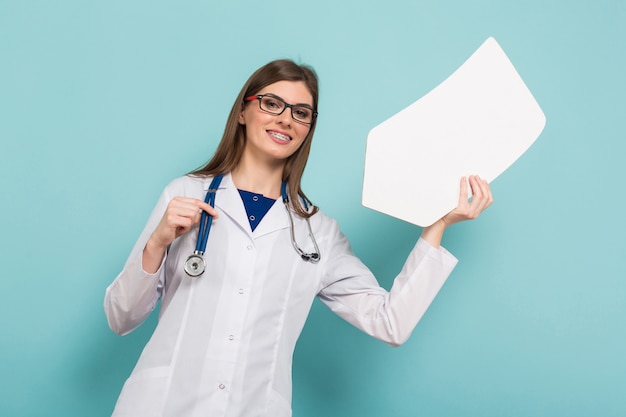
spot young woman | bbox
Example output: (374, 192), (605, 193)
(104, 59), (493, 417)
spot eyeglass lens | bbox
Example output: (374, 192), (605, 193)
(259, 96), (314, 124)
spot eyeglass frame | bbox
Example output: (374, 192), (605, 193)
(244, 94), (318, 125)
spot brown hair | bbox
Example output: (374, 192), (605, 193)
(190, 59), (319, 218)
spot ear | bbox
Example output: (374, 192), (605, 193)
(238, 103), (246, 125)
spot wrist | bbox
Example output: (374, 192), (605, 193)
(144, 234), (168, 258)
(142, 236), (168, 274)
(420, 219), (447, 249)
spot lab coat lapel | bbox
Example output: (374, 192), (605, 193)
(210, 173), (289, 238)
(209, 174), (250, 235)
(252, 198), (289, 238)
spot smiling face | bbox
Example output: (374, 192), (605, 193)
(238, 80), (314, 168)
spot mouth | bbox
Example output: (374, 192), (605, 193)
(268, 130), (292, 142)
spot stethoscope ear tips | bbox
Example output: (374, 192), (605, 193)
(283, 181), (321, 264)
(301, 252), (320, 263)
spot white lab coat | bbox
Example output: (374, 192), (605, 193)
(104, 173), (458, 417)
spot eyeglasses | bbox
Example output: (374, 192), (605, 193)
(244, 94), (318, 125)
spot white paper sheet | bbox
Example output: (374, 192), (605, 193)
(362, 37), (546, 227)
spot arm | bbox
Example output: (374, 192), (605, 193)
(104, 181), (219, 335)
(318, 231), (457, 347)
(318, 175), (492, 346)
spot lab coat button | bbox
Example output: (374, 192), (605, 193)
(228, 334), (235, 341)
(219, 384), (226, 390)
(246, 245), (253, 250)
(238, 288), (244, 294)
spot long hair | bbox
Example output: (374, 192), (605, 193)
(190, 59), (319, 218)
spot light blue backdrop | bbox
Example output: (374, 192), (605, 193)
(1, 0), (624, 416)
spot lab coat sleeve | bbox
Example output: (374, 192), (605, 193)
(103, 185), (173, 336)
(317, 220), (458, 347)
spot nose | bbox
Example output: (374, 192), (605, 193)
(276, 107), (292, 126)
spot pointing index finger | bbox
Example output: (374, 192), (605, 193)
(198, 201), (219, 219)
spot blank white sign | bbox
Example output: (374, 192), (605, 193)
(362, 37), (546, 227)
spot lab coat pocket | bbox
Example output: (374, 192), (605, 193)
(112, 366), (170, 417)
(266, 389), (292, 417)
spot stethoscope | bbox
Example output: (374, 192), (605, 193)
(184, 174), (321, 277)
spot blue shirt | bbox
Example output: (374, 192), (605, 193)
(238, 189), (276, 231)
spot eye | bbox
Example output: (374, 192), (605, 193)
(293, 107), (312, 120)
(262, 97), (283, 111)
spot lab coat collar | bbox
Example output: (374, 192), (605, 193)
(205, 173), (289, 239)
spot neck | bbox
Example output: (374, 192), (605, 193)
(231, 158), (284, 199)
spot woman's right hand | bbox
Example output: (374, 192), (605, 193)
(142, 197), (219, 273)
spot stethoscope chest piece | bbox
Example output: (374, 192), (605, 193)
(184, 174), (223, 277)
(184, 253), (206, 277)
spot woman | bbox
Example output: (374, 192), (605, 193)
(104, 59), (493, 417)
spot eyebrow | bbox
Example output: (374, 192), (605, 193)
(262, 93), (314, 109)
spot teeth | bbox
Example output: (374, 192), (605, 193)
(269, 131), (291, 141)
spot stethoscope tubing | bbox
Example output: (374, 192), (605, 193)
(195, 174), (223, 255)
(185, 175), (321, 277)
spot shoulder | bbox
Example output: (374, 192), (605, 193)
(161, 174), (209, 200)
(308, 207), (342, 238)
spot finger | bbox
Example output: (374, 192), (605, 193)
(169, 206), (203, 225)
(473, 177), (493, 207)
(468, 175), (484, 199)
(185, 198), (219, 219)
(479, 180), (493, 207)
(165, 210), (196, 231)
(468, 177), (493, 216)
(170, 196), (206, 210)
(169, 197), (215, 219)
(163, 197), (219, 238)
(197, 201), (219, 218)
(162, 200), (201, 228)
(470, 176), (489, 198)
(458, 176), (469, 204)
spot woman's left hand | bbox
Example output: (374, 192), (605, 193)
(442, 175), (493, 227)
(420, 175), (493, 248)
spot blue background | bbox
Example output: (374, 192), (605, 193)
(1, 1), (625, 416)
